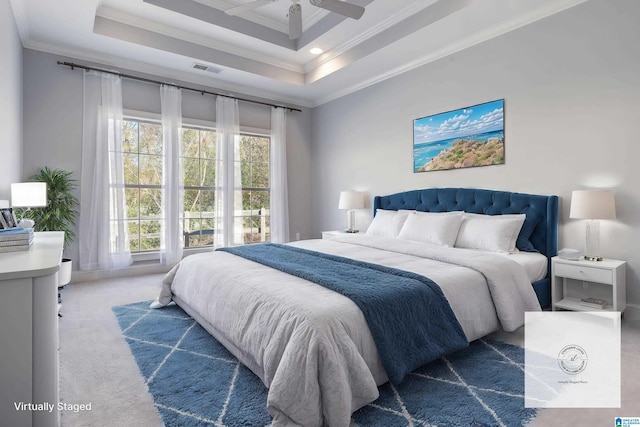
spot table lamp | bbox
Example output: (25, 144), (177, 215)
(569, 189), (616, 261)
(338, 191), (364, 233)
(11, 182), (48, 229)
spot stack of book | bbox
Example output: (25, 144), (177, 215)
(580, 297), (609, 309)
(0, 228), (35, 253)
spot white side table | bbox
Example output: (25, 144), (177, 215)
(0, 232), (64, 427)
(551, 256), (626, 312)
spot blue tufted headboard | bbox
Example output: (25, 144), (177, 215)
(373, 188), (558, 307)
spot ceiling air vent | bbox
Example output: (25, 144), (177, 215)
(192, 63), (223, 74)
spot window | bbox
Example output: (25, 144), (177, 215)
(121, 118), (270, 252)
(123, 120), (163, 252)
(181, 126), (216, 248)
(239, 135), (271, 244)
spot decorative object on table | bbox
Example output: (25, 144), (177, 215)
(413, 99), (505, 173)
(19, 167), (79, 286)
(557, 248), (583, 261)
(0, 208), (19, 229)
(11, 182), (47, 229)
(0, 228), (35, 252)
(338, 191), (364, 233)
(579, 297), (608, 309)
(569, 189), (616, 261)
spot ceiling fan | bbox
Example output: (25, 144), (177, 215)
(225, 0), (365, 40)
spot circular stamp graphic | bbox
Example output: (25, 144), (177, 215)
(557, 344), (588, 375)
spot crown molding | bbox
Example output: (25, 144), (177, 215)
(9, 0), (31, 43)
(194, 0), (331, 33)
(304, 0), (436, 73)
(313, 0), (590, 106)
(97, 6), (303, 73)
(300, 6), (328, 30)
(16, 0), (590, 109)
(22, 40), (315, 109)
(192, 0), (289, 33)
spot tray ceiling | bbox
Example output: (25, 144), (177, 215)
(11, 0), (589, 107)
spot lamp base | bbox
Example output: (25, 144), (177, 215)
(584, 220), (602, 262)
(345, 229), (359, 234)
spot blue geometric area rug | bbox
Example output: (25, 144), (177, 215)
(113, 301), (537, 427)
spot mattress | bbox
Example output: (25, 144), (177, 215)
(502, 251), (548, 283)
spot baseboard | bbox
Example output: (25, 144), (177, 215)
(71, 262), (172, 283)
(624, 304), (640, 321)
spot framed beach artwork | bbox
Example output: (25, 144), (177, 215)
(413, 99), (505, 173)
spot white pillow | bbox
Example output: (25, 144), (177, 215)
(365, 209), (410, 238)
(397, 211), (463, 247)
(454, 213), (525, 253)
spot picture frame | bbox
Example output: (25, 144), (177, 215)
(0, 208), (18, 230)
(413, 99), (505, 173)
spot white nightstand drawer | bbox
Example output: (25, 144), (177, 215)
(554, 263), (613, 284)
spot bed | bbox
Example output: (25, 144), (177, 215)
(153, 187), (558, 427)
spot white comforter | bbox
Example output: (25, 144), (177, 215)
(155, 235), (541, 426)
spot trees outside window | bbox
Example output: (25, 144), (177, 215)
(123, 120), (163, 252)
(121, 118), (270, 252)
(239, 135), (270, 244)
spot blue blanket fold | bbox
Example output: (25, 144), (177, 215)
(218, 243), (468, 384)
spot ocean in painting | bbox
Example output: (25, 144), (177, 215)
(413, 130), (504, 172)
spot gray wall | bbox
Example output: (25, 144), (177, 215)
(311, 0), (640, 309)
(0, 0), (23, 198)
(22, 49), (312, 266)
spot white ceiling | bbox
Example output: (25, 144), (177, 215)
(11, 0), (589, 108)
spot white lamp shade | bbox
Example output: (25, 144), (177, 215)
(569, 190), (616, 220)
(11, 182), (48, 208)
(338, 191), (364, 210)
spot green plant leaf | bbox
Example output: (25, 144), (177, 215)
(21, 167), (79, 249)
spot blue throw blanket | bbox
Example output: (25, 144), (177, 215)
(218, 243), (468, 384)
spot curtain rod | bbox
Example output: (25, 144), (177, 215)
(57, 61), (302, 113)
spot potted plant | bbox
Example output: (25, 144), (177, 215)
(21, 167), (79, 286)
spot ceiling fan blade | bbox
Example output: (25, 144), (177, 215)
(225, 0), (277, 16)
(310, 0), (364, 20)
(289, 3), (302, 40)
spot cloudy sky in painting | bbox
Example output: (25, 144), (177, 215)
(413, 99), (504, 146)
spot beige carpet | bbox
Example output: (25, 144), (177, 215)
(59, 274), (164, 427)
(59, 275), (640, 426)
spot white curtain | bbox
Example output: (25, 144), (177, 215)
(214, 96), (242, 247)
(160, 85), (183, 265)
(79, 71), (132, 270)
(270, 107), (289, 243)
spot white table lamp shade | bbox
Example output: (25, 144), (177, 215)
(338, 191), (364, 233)
(569, 190), (616, 219)
(11, 182), (48, 208)
(569, 189), (615, 261)
(338, 191), (364, 210)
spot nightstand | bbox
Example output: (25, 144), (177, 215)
(321, 230), (353, 239)
(551, 257), (626, 312)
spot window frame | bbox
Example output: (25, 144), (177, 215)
(121, 110), (272, 262)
